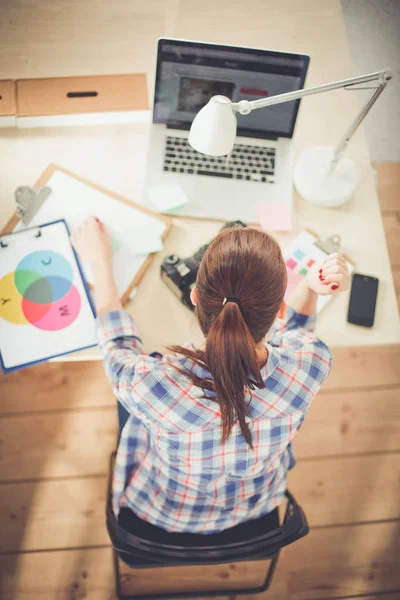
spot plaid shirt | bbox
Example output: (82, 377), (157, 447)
(97, 308), (332, 533)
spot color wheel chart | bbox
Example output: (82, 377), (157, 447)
(0, 219), (97, 374)
(0, 250), (81, 331)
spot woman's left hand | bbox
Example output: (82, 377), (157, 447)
(71, 216), (112, 273)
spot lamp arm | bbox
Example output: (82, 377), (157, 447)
(232, 69), (391, 114)
(331, 83), (386, 165)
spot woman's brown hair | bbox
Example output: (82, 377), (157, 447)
(170, 227), (287, 447)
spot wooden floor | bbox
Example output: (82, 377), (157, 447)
(0, 163), (399, 599)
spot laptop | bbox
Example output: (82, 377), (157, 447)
(144, 39), (310, 223)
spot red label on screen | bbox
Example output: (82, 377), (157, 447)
(240, 88), (269, 97)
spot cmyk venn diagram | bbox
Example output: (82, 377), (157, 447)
(0, 250), (81, 331)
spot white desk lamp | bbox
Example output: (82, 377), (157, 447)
(188, 69), (392, 207)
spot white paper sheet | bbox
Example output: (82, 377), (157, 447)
(14, 171), (167, 297)
(113, 222), (164, 255)
(0, 221), (97, 371)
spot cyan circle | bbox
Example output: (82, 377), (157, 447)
(46, 276), (72, 302)
(16, 251), (73, 283)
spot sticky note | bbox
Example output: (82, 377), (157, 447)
(121, 224), (164, 255)
(110, 234), (121, 254)
(257, 203), (292, 232)
(107, 222), (163, 256)
(286, 258), (297, 270)
(294, 249), (306, 260)
(147, 181), (189, 213)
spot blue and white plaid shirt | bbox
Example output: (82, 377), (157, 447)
(97, 307), (332, 533)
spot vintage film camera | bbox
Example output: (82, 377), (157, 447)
(160, 221), (246, 310)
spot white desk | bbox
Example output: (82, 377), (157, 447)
(0, 0), (399, 355)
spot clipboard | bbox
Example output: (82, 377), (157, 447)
(0, 219), (97, 374)
(1, 164), (173, 304)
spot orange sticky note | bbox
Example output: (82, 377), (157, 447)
(257, 203), (292, 232)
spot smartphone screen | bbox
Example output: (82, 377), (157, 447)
(347, 273), (379, 327)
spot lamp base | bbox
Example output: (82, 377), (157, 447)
(293, 146), (357, 207)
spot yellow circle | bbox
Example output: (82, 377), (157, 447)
(0, 272), (28, 325)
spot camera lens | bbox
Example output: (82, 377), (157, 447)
(165, 254), (180, 265)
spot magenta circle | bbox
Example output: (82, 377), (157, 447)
(32, 285), (81, 331)
(22, 296), (52, 324)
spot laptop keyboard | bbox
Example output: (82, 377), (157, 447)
(163, 136), (276, 184)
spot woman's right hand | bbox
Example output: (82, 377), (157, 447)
(307, 253), (350, 296)
(71, 216), (113, 274)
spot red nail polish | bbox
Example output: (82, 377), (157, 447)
(319, 269), (322, 274)
(331, 284), (339, 290)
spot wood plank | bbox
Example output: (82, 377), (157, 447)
(326, 345), (400, 389)
(2, 345), (400, 417)
(297, 386), (400, 457)
(350, 596), (400, 600)
(0, 547), (118, 600)
(0, 361), (115, 415)
(0, 477), (107, 552)
(0, 0), (173, 81)
(373, 162), (400, 212)
(382, 213), (400, 268)
(0, 80), (16, 116)
(257, 521), (400, 600)
(0, 410), (117, 481)
(1, 384), (399, 482)
(1, 454), (399, 552)
(1, 522), (399, 599)
(393, 267), (400, 312)
(288, 453), (400, 527)
(0, 544), (240, 600)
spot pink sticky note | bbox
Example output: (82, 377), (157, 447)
(257, 203), (292, 232)
(284, 270), (304, 299)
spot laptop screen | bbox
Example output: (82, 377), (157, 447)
(153, 39), (310, 139)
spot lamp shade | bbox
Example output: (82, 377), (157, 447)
(188, 95), (237, 156)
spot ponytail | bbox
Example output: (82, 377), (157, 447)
(204, 301), (264, 447)
(170, 299), (266, 448)
(169, 226), (287, 448)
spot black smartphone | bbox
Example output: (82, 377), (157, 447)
(347, 273), (379, 327)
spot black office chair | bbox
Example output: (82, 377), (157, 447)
(106, 453), (309, 600)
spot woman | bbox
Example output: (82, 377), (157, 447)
(72, 217), (349, 534)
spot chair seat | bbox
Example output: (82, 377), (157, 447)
(118, 505), (280, 547)
(117, 506), (282, 570)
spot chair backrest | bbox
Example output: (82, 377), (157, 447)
(106, 454), (309, 566)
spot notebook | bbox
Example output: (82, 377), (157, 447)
(0, 220), (97, 373)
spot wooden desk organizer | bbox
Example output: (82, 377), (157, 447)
(0, 80), (17, 127)
(0, 73), (148, 128)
